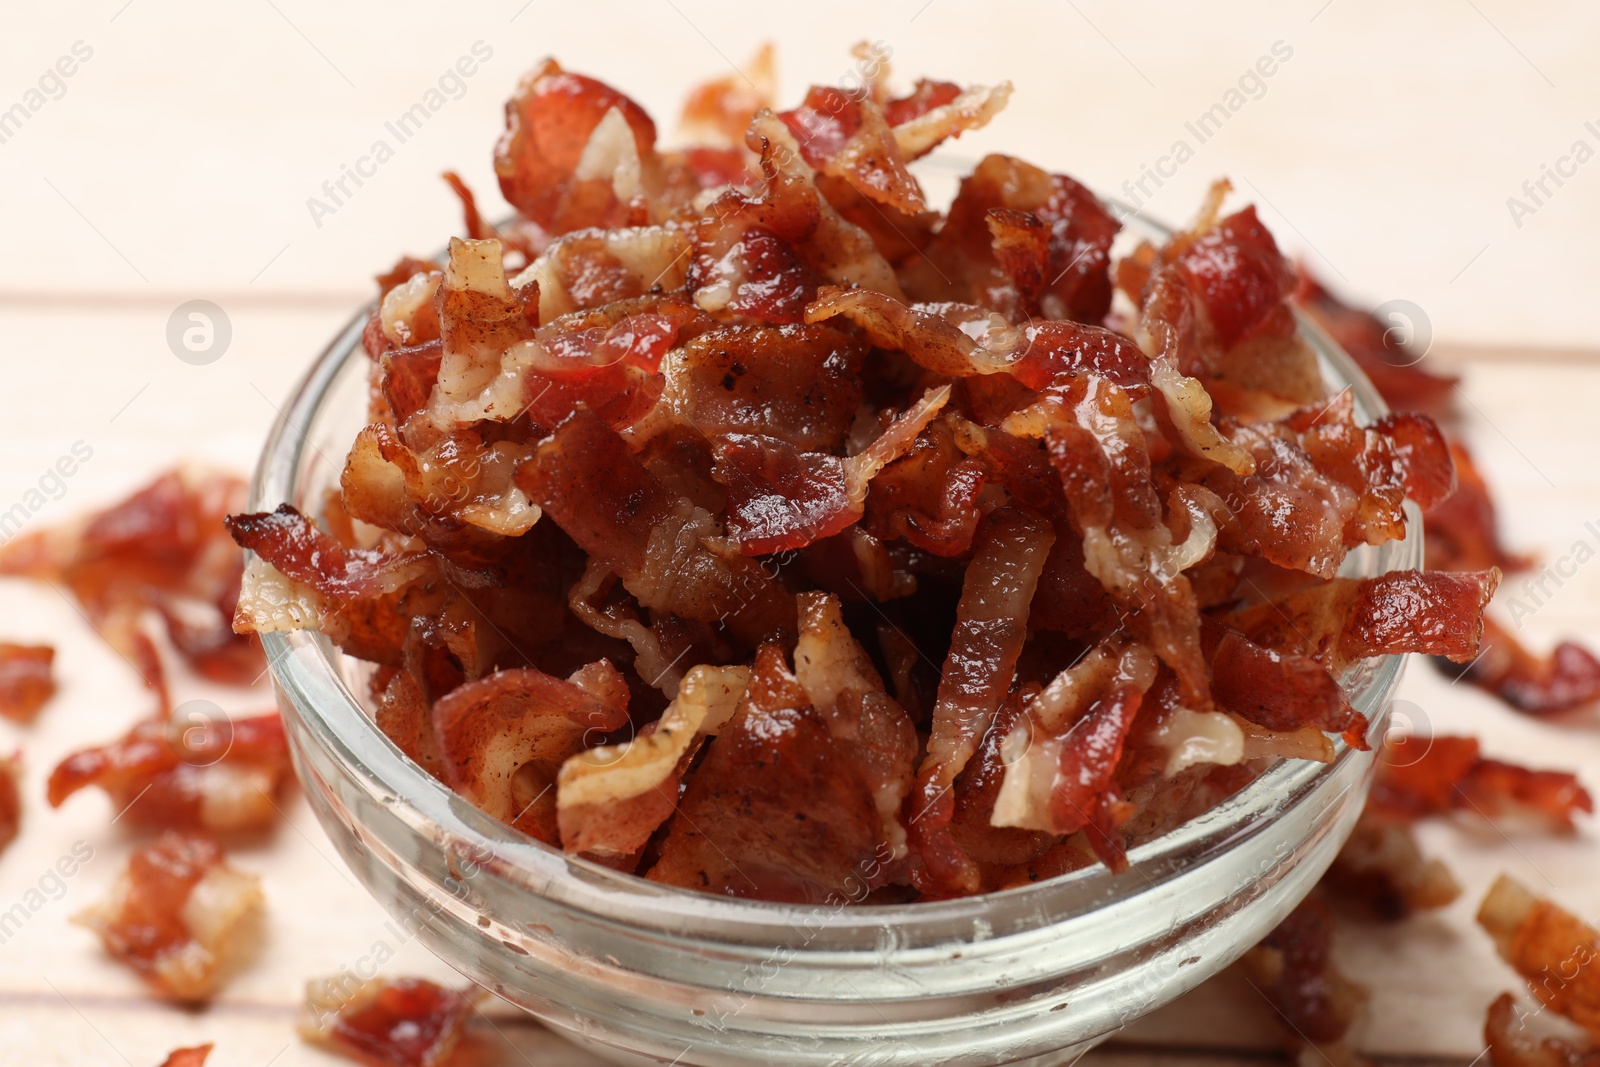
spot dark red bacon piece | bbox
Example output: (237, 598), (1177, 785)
(1453, 616), (1600, 716)
(1371, 734), (1592, 833)
(0, 641), (54, 722)
(299, 976), (477, 1067)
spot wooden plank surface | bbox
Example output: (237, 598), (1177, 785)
(4, 3), (1600, 1064)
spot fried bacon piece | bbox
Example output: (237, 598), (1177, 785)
(647, 644), (891, 902)
(495, 59), (662, 234)
(1479, 875), (1600, 1041)
(1484, 992), (1600, 1067)
(1425, 442), (1532, 573)
(433, 664), (629, 844)
(47, 712), (292, 834)
(155, 1047), (213, 1067)
(1242, 897), (1369, 1048)
(557, 664), (749, 858)
(0, 641), (55, 721)
(910, 507), (1054, 893)
(1322, 810), (1461, 921)
(1232, 567), (1500, 673)
(679, 42), (775, 147)
(0, 753), (20, 856)
(1370, 734), (1592, 833)
(299, 976), (477, 1067)
(904, 152), (1118, 323)
(76, 832), (262, 1001)
(1455, 617), (1600, 716)
(0, 469), (263, 696)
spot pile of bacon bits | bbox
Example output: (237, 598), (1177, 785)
(218, 50), (1504, 909)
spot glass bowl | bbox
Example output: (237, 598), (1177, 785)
(251, 214), (1420, 1065)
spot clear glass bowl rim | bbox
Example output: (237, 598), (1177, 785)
(250, 209), (1420, 947)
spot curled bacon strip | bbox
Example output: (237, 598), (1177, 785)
(433, 664), (629, 844)
(1456, 617), (1600, 716)
(1242, 897), (1369, 1048)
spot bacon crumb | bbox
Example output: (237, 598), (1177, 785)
(154, 1046), (213, 1067)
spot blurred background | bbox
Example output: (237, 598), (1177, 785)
(2, 2), (1597, 1064)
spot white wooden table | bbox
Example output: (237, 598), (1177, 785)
(2, 2), (1598, 1063)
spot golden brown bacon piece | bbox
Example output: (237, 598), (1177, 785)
(779, 83), (925, 215)
(1484, 992), (1600, 1067)
(0, 641), (55, 721)
(1456, 618), (1600, 716)
(155, 1046), (213, 1067)
(1232, 568), (1500, 673)
(47, 711), (292, 834)
(1243, 898), (1368, 1052)
(1370, 735), (1593, 833)
(0, 469), (263, 696)
(299, 976), (477, 1067)
(679, 42), (775, 147)
(432, 665), (629, 844)
(76, 832), (262, 1002)
(1479, 876), (1600, 1041)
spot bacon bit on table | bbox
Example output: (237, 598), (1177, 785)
(0, 642), (55, 722)
(298, 976), (477, 1067)
(75, 832), (262, 1002)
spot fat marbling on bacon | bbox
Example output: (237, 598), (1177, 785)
(227, 49), (1491, 902)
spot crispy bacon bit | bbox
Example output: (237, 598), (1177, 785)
(1242, 897), (1369, 1047)
(1341, 568), (1499, 664)
(48, 712), (292, 834)
(75, 832), (262, 1001)
(0, 469), (263, 697)
(647, 644), (893, 903)
(1323, 810), (1461, 921)
(0, 641), (55, 721)
(1371, 734), (1592, 833)
(557, 664), (749, 858)
(433, 665), (629, 844)
(1484, 991), (1600, 1067)
(0, 753), (20, 856)
(1479, 875), (1600, 1041)
(1455, 617), (1600, 716)
(298, 976), (477, 1067)
(230, 52), (1499, 902)
(155, 1046), (213, 1067)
